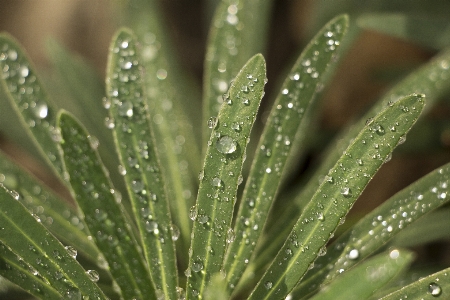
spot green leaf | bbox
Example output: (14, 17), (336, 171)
(357, 13), (450, 50)
(57, 111), (155, 299)
(292, 161), (450, 298)
(260, 47), (450, 268)
(221, 14), (349, 293)
(124, 1), (202, 263)
(106, 28), (178, 298)
(294, 164), (450, 296)
(380, 266), (450, 299)
(310, 249), (414, 300)
(0, 185), (107, 299)
(186, 53), (267, 299)
(0, 241), (61, 299)
(0, 151), (100, 263)
(44, 39), (125, 192)
(0, 33), (63, 180)
(248, 94), (425, 300)
(202, 0), (273, 150)
(392, 208), (450, 247)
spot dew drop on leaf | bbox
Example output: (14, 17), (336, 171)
(340, 187), (352, 198)
(192, 259), (204, 273)
(428, 282), (442, 297)
(348, 249), (359, 260)
(65, 246), (77, 259)
(212, 177), (223, 187)
(216, 136), (237, 154)
(86, 270), (100, 282)
(264, 281), (273, 290)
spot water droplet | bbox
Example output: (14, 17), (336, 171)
(145, 220), (159, 234)
(317, 212), (325, 221)
(231, 122), (241, 132)
(86, 270), (100, 282)
(264, 281), (273, 290)
(65, 246), (77, 259)
(118, 101), (133, 117)
(105, 117), (115, 129)
(171, 224), (180, 241)
(429, 282), (442, 296)
(341, 187), (352, 198)
(198, 170), (204, 181)
(216, 136), (237, 154)
(189, 206), (197, 221)
(118, 165), (127, 176)
(282, 88), (289, 95)
(242, 98), (250, 105)
(197, 214), (209, 224)
(226, 228), (235, 243)
(192, 259), (204, 272)
(265, 167), (272, 174)
(34, 102), (48, 119)
(212, 177), (223, 188)
(371, 123), (385, 135)
(348, 249), (359, 260)
(131, 180), (145, 193)
(207, 117), (217, 129)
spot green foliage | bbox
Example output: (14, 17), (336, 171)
(1, 1), (450, 300)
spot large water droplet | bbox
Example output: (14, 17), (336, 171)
(86, 270), (100, 282)
(145, 220), (159, 234)
(264, 281), (273, 290)
(212, 177), (223, 187)
(34, 102), (48, 119)
(65, 246), (77, 259)
(348, 249), (359, 260)
(216, 136), (237, 154)
(428, 282), (442, 296)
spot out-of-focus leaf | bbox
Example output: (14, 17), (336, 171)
(0, 185), (107, 299)
(202, 0), (273, 149)
(106, 28), (178, 299)
(222, 15), (348, 294)
(392, 208), (450, 247)
(123, 1), (202, 263)
(0, 151), (100, 263)
(58, 111), (154, 299)
(45, 39), (125, 192)
(0, 34), (63, 180)
(186, 54), (266, 299)
(248, 94), (425, 300)
(310, 250), (414, 300)
(357, 13), (450, 50)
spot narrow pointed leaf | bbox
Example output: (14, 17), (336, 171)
(125, 2), (201, 262)
(222, 15), (348, 293)
(0, 34), (63, 180)
(0, 186), (107, 299)
(106, 28), (178, 298)
(259, 47), (450, 269)
(0, 241), (62, 299)
(392, 208), (450, 247)
(292, 162), (450, 298)
(45, 39), (124, 192)
(357, 13), (450, 50)
(248, 94), (425, 300)
(380, 267), (450, 300)
(202, 0), (273, 149)
(58, 111), (154, 299)
(0, 151), (100, 263)
(298, 48), (450, 210)
(310, 250), (414, 300)
(186, 54), (266, 299)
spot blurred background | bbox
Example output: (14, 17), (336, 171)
(1, 0), (449, 279)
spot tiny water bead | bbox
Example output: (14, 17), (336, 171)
(212, 177), (223, 188)
(207, 117), (218, 129)
(86, 270), (100, 283)
(340, 187), (352, 198)
(216, 135), (237, 154)
(429, 282), (442, 296)
(264, 281), (273, 290)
